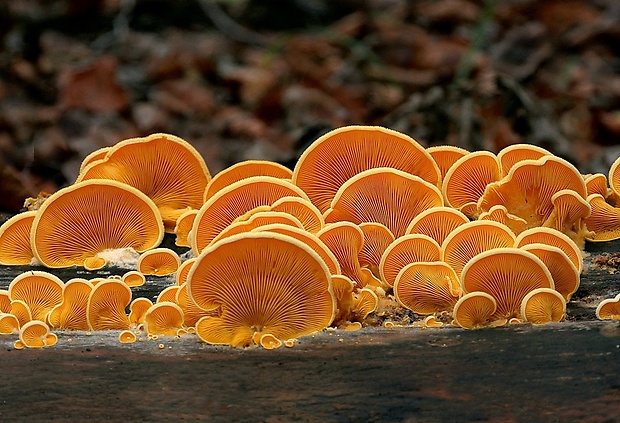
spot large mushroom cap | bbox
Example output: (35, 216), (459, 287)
(325, 167), (443, 238)
(76, 133), (211, 232)
(379, 234), (441, 287)
(0, 211), (37, 265)
(8, 271), (64, 321)
(204, 160), (293, 201)
(31, 179), (164, 268)
(191, 176), (308, 254)
(520, 288), (566, 324)
(292, 125), (440, 213)
(86, 280), (132, 331)
(188, 232), (335, 347)
(461, 247), (554, 319)
(452, 292), (497, 329)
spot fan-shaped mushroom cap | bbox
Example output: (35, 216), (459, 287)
(515, 227), (583, 273)
(608, 155), (620, 197)
(47, 279), (94, 330)
(10, 300), (32, 326)
(441, 220), (516, 278)
(204, 160), (292, 201)
(330, 275), (356, 327)
(86, 280), (132, 331)
(293, 125), (440, 213)
(452, 292), (497, 329)
(379, 234), (441, 287)
(76, 133), (211, 232)
(544, 189), (592, 245)
(0, 211), (36, 265)
(174, 209), (198, 247)
(137, 248), (181, 276)
(84, 256), (107, 271)
(584, 194), (620, 242)
(519, 244), (579, 301)
(0, 313), (20, 334)
(405, 206), (469, 245)
(119, 330), (137, 343)
(595, 294), (620, 320)
(253, 224), (341, 275)
(324, 168), (443, 238)
(520, 288), (566, 324)
(394, 261), (460, 315)
(478, 205), (528, 235)
(479, 156), (587, 228)
(358, 222), (395, 277)
(442, 151), (502, 218)
(352, 288), (378, 322)
(8, 271), (64, 321)
(176, 258), (197, 286)
(426, 145), (469, 180)
(188, 232), (335, 347)
(31, 180), (164, 268)
(191, 176), (308, 254)
(129, 297), (153, 328)
(175, 283), (215, 328)
(0, 289), (11, 313)
(461, 248), (554, 319)
(79, 146), (111, 174)
(157, 286), (180, 303)
(122, 271), (146, 288)
(496, 143), (551, 176)
(259, 333), (282, 350)
(584, 173), (610, 197)
(143, 301), (185, 336)
(317, 222), (366, 287)
(210, 211), (304, 246)
(270, 196), (324, 233)
(18, 320), (55, 348)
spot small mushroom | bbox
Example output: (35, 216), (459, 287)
(379, 234), (441, 287)
(496, 143), (550, 176)
(175, 258), (197, 286)
(137, 248), (181, 276)
(47, 279), (94, 330)
(86, 280), (132, 331)
(405, 206), (469, 245)
(129, 297), (153, 328)
(477, 205), (528, 235)
(515, 226), (583, 273)
(119, 330), (137, 343)
(0, 211), (37, 265)
(83, 256), (107, 271)
(259, 333), (283, 350)
(452, 292), (497, 329)
(358, 222), (395, 279)
(8, 271), (64, 321)
(209, 211), (304, 246)
(143, 302), (185, 336)
(174, 209), (198, 248)
(0, 289), (11, 313)
(583, 194), (620, 242)
(157, 286), (180, 303)
(122, 271), (146, 288)
(543, 189), (592, 247)
(270, 196), (325, 233)
(520, 243), (580, 301)
(175, 283), (215, 328)
(317, 222), (366, 287)
(584, 173), (610, 198)
(10, 300), (32, 327)
(0, 313), (20, 335)
(78, 146), (111, 174)
(520, 288), (566, 324)
(18, 320), (56, 348)
(426, 145), (469, 180)
(595, 294), (620, 320)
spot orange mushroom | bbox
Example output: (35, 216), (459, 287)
(8, 271), (64, 321)
(608, 154), (620, 197)
(324, 167), (443, 238)
(209, 211), (304, 246)
(352, 288), (378, 323)
(270, 196), (325, 233)
(584, 173), (610, 198)
(496, 143), (550, 176)
(330, 275), (356, 327)
(188, 232), (334, 347)
(191, 176), (308, 254)
(174, 209), (198, 247)
(31, 179), (164, 268)
(18, 320), (57, 348)
(394, 261), (460, 315)
(452, 292), (497, 329)
(520, 288), (566, 324)
(520, 243), (580, 301)
(204, 160), (293, 201)
(317, 222), (366, 287)
(426, 145), (469, 180)
(86, 280), (132, 331)
(157, 286), (180, 304)
(78, 146), (111, 174)
(358, 222), (395, 278)
(0, 211), (37, 265)
(175, 283), (216, 328)
(76, 133), (211, 232)
(478, 205), (528, 235)
(379, 234), (441, 287)
(259, 333), (283, 350)
(405, 206), (469, 245)
(543, 189), (592, 247)
(47, 279), (94, 330)
(83, 256), (107, 271)
(0, 313), (20, 335)
(583, 194), (620, 242)
(137, 248), (180, 276)
(595, 294), (620, 320)
(129, 297), (153, 329)
(10, 300), (32, 327)
(442, 151), (502, 218)
(175, 258), (197, 286)
(143, 302), (185, 336)
(0, 289), (10, 313)
(514, 226), (583, 273)
(292, 125), (440, 213)
(441, 220), (516, 278)
(119, 330), (137, 343)
(122, 270), (146, 288)
(461, 248), (554, 319)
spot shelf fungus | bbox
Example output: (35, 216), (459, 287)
(189, 232), (335, 348)
(292, 125), (440, 213)
(191, 176), (308, 254)
(30, 179), (164, 269)
(324, 167), (443, 238)
(461, 248), (554, 320)
(76, 133), (211, 232)
(0, 211), (37, 265)
(204, 160), (292, 201)
(137, 248), (181, 277)
(8, 271), (64, 322)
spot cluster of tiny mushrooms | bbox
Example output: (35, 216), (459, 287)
(1, 126), (620, 350)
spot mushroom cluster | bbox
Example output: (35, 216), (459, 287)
(1, 126), (620, 349)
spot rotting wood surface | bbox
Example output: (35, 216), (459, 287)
(0, 238), (619, 422)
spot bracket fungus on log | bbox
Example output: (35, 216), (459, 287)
(30, 179), (164, 269)
(292, 125), (440, 213)
(188, 232), (335, 348)
(76, 133), (211, 232)
(0, 211), (37, 265)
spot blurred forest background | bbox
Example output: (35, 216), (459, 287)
(0, 0), (619, 212)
